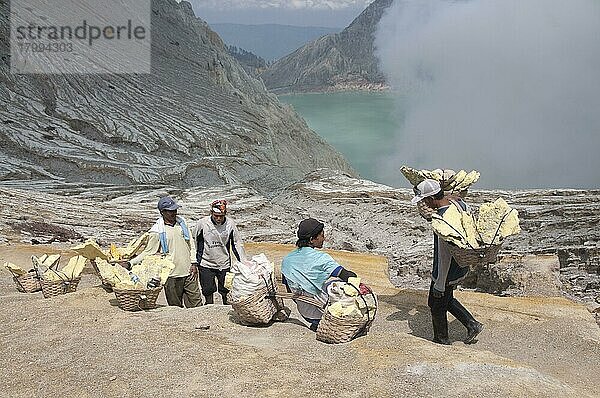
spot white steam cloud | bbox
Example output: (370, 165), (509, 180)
(375, 0), (600, 189)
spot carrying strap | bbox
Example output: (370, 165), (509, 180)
(488, 209), (516, 246)
(351, 283), (378, 337)
(10, 269), (29, 291)
(261, 274), (322, 308)
(228, 236), (233, 268)
(273, 291), (328, 308)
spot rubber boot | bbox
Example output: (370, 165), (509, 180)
(431, 312), (451, 345)
(464, 321), (484, 344)
(448, 299), (483, 344)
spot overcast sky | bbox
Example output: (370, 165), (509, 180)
(188, 0), (373, 27)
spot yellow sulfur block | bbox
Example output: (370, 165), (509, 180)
(131, 255), (176, 286)
(43, 268), (68, 281)
(39, 254), (61, 269)
(95, 258), (131, 286)
(327, 302), (345, 317)
(60, 255), (87, 279)
(109, 244), (121, 261)
(72, 239), (108, 260)
(343, 277), (361, 296)
(347, 276), (361, 286)
(121, 233), (149, 259)
(477, 198), (521, 245)
(4, 262), (27, 276)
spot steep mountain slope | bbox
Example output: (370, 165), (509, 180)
(226, 45), (267, 77)
(260, 0), (393, 93)
(0, 0), (354, 192)
(211, 23), (339, 62)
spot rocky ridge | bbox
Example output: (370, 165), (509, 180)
(0, 0), (353, 193)
(1, 170), (598, 317)
(260, 0), (393, 93)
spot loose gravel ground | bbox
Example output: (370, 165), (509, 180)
(1, 243), (599, 398)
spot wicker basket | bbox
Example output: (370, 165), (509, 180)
(89, 260), (114, 292)
(448, 244), (502, 268)
(40, 277), (81, 298)
(113, 287), (162, 311)
(316, 311), (375, 344)
(13, 272), (41, 293)
(316, 286), (378, 344)
(229, 288), (278, 325)
(65, 277), (82, 293)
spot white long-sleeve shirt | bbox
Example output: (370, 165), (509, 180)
(195, 216), (246, 270)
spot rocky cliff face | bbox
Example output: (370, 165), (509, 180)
(260, 0), (393, 93)
(0, 0), (354, 193)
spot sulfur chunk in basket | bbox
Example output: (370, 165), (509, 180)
(72, 239), (109, 260)
(477, 198), (521, 245)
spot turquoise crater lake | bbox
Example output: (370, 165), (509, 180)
(279, 92), (403, 187)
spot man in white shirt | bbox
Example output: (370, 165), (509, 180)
(195, 200), (246, 305)
(129, 196), (202, 308)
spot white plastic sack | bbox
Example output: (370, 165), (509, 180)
(229, 253), (274, 301)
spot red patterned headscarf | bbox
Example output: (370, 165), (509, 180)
(210, 199), (227, 215)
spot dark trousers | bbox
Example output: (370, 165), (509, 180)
(164, 275), (202, 308)
(428, 282), (476, 339)
(199, 266), (229, 304)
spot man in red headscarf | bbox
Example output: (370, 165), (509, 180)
(194, 200), (246, 304)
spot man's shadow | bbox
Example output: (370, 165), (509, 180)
(379, 291), (466, 343)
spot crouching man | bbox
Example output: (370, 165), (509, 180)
(281, 218), (357, 331)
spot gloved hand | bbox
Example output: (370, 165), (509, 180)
(432, 288), (445, 298)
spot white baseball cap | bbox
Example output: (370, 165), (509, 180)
(411, 179), (442, 204)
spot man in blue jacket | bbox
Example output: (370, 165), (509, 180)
(412, 179), (484, 345)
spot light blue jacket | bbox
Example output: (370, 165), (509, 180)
(281, 247), (342, 296)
